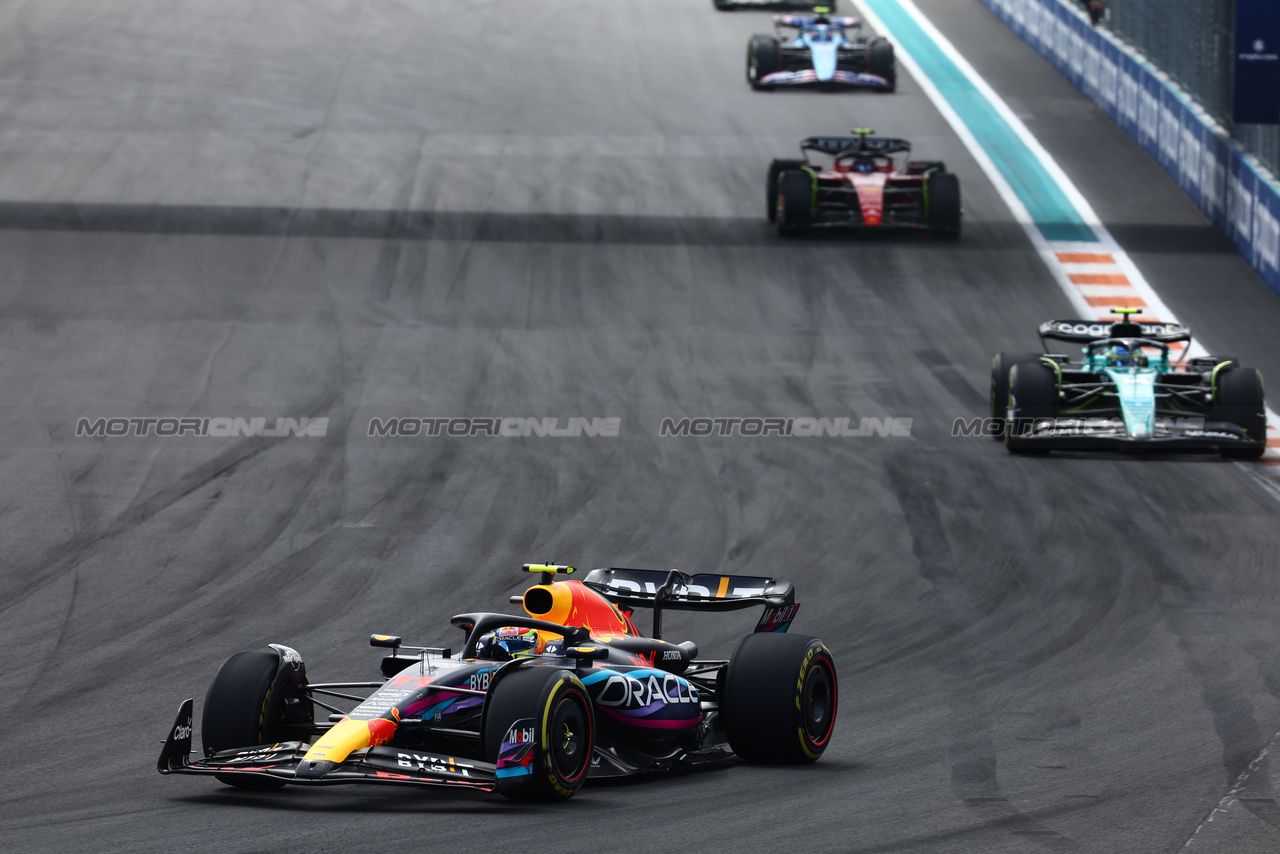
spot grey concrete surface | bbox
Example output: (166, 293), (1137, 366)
(0, 1), (1279, 853)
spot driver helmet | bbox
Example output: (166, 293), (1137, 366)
(476, 626), (544, 660)
(853, 157), (876, 174)
(1105, 345), (1148, 368)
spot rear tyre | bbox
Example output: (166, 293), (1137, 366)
(866, 37), (896, 91)
(991, 353), (1044, 440)
(1216, 366), (1267, 459)
(927, 171), (961, 239)
(483, 667), (594, 802)
(202, 651), (288, 789)
(1006, 361), (1058, 454)
(721, 633), (837, 763)
(776, 170), (813, 235)
(767, 159), (806, 223)
(747, 36), (780, 89)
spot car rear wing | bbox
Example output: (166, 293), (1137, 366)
(800, 136), (911, 157)
(777, 14), (860, 28)
(581, 567), (800, 637)
(1039, 319), (1191, 345)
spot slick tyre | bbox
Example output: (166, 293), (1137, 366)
(927, 171), (961, 239)
(721, 633), (837, 763)
(1215, 366), (1267, 459)
(203, 651), (288, 789)
(748, 35), (780, 89)
(991, 352), (1044, 440)
(776, 170), (813, 235)
(1005, 361), (1058, 454)
(866, 36), (896, 91)
(483, 667), (594, 802)
(767, 159), (806, 223)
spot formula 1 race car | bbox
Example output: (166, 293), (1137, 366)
(991, 310), (1267, 457)
(747, 9), (894, 90)
(158, 563), (837, 801)
(768, 130), (961, 237)
(717, 0), (835, 9)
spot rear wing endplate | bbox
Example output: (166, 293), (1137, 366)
(581, 567), (799, 636)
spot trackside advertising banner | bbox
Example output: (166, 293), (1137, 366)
(978, 0), (1280, 299)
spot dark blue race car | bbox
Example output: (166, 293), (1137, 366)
(158, 563), (838, 802)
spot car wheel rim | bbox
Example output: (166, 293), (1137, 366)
(549, 694), (588, 781)
(802, 658), (836, 747)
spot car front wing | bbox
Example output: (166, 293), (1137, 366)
(758, 69), (891, 88)
(158, 698), (497, 791)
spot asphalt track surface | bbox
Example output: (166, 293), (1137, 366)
(1, 1), (1280, 852)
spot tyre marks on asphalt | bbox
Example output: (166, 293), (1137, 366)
(884, 455), (1082, 850)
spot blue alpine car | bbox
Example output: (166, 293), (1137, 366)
(746, 10), (895, 90)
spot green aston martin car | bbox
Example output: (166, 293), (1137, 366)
(990, 310), (1266, 458)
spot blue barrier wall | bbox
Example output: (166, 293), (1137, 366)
(977, 0), (1280, 298)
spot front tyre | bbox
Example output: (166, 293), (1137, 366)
(483, 667), (594, 802)
(202, 651), (289, 789)
(990, 352), (1044, 440)
(747, 36), (780, 89)
(1005, 361), (1058, 454)
(1216, 366), (1267, 459)
(721, 633), (838, 763)
(866, 36), (896, 91)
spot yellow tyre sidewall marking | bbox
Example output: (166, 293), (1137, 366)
(541, 672), (587, 797)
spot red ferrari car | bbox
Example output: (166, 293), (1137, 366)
(768, 130), (961, 237)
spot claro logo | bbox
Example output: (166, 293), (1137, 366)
(173, 724), (192, 741)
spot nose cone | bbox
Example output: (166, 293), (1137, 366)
(295, 759), (337, 779)
(809, 41), (838, 81)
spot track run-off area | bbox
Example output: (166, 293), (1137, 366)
(1, 1), (1280, 852)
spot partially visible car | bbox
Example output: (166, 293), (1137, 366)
(717, 0), (836, 10)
